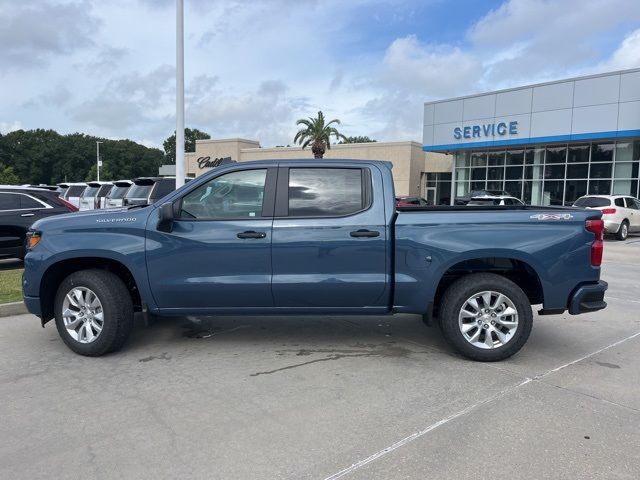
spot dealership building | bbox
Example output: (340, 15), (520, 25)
(166, 68), (640, 206)
(422, 68), (640, 205)
(180, 139), (451, 198)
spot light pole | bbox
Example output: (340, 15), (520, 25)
(96, 141), (103, 181)
(175, 0), (185, 187)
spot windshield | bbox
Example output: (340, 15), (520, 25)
(97, 185), (112, 196)
(65, 186), (85, 197)
(81, 186), (99, 198)
(108, 185), (130, 199)
(574, 197), (611, 207)
(125, 184), (153, 199)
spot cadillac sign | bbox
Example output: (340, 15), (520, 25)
(197, 156), (232, 169)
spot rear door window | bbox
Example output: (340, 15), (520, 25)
(287, 168), (366, 217)
(20, 195), (46, 209)
(0, 193), (21, 211)
(625, 197), (639, 209)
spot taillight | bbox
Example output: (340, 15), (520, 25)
(601, 208), (616, 215)
(586, 219), (604, 267)
(58, 197), (79, 212)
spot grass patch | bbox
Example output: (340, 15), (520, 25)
(0, 269), (23, 304)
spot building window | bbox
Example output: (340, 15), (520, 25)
(591, 143), (614, 162)
(451, 139), (640, 205)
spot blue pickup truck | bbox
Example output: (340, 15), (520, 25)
(22, 159), (607, 361)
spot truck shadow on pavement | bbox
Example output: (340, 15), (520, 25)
(123, 313), (450, 371)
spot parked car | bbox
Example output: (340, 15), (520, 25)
(574, 195), (640, 240)
(396, 196), (429, 207)
(467, 196), (525, 206)
(58, 182), (87, 208)
(0, 186), (78, 260)
(79, 182), (113, 210)
(123, 177), (188, 206)
(104, 180), (133, 208)
(27, 184), (64, 193)
(456, 189), (511, 205)
(23, 159), (607, 361)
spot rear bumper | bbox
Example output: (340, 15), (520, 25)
(23, 295), (42, 316)
(568, 281), (608, 315)
(603, 219), (620, 234)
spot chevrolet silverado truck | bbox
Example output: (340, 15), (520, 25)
(22, 159), (607, 361)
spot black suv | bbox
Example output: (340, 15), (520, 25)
(0, 187), (78, 260)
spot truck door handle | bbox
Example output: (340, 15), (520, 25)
(350, 229), (380, 238)
(21, 213), (35, 217)
(237, 231), (267, 239)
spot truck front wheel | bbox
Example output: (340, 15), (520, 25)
(439, 273), (533, 361)
(54, 270), (134, 356)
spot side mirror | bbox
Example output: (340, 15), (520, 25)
(157, 202), (174, 232)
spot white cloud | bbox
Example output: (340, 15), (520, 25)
(0, 121), (24, 134)
(3, 0), (640, 148)
(598, 29), (640, 71)
(0, 1), (99, 67)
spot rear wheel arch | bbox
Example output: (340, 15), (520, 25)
(39, 257), (142, 321)
(432, 256), (544, 316)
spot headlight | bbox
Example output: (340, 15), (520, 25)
(26, 231), (42, 250)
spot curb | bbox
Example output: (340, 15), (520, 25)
(0, 301), (28, 318)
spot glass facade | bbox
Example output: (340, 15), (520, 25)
(453, 139), (640, 205)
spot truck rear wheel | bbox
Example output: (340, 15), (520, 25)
(54, 270), (133, 356)
(439, 273), (533, 361)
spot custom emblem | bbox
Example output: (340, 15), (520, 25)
(529, 213), (573, 220)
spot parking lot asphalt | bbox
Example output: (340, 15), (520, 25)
(1, 238), (639, 479)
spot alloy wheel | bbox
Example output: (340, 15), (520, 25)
(61, 287), (104, 343)
(458, 290), (519, 349)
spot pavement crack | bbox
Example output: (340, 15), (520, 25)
(536, 379), (640, 413)
(251, 345), (412, 377)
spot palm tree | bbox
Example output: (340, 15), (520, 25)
(294, 111), (347, 158)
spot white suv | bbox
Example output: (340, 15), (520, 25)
(574, 195), (640, 240)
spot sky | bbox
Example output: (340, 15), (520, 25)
(1, 0), (640, 149)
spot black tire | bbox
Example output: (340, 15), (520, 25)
(616, 220), (629, 241)
(439, 273), (533, 362)
(54, 269), (134, 356)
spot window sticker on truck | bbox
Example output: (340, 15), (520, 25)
(530, 213), (573, 220)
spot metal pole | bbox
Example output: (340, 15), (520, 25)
(175, 0), (185, 188)
(96, 141), (103, 181)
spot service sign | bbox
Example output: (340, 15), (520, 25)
(453, 121), (518, 140)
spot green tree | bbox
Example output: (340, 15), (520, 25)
(0, 163), (19, 184)
(294, 111), (347, 158)
(339, 136), (377, 144)
(0, 129), (164, 184)
(163, 128), (211, 164)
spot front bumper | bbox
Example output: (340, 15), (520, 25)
(23, 295), (42, 316)
(568, 281), (608, 315)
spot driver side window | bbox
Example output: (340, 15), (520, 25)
(180, 169), (267, 220)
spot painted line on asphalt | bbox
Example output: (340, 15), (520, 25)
(322, 330), (640, 480)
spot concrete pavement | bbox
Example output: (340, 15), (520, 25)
(0, 238), (638, 479)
